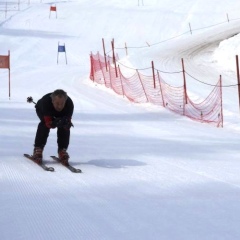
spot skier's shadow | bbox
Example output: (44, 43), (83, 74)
(80, 159), (146, 169)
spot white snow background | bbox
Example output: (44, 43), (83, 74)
(1, 0), (240, 239)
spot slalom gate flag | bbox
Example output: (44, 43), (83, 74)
(57, 43), (67, 64)
(50, 6), (56, 11)
(0, 55), (10, 69)
(49, 5), (57, 18)
(58, 45), (66, 52)
(0, 51), (11, 98)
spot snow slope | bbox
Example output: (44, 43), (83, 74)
(1, 0), (240, 239)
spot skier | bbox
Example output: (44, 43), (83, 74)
(32, 89), (74, 165)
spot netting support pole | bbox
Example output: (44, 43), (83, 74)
(111, 39), (118, 78)
(226, 13), (229, 22)
(102, 38), (108, 72)
(98, 51), (107, 86)
(157, 70), (165, 107)
(219, 75), (223, 127)
(181, 58), (188, 106)
(90, 52), (95, 82)
(188, 22), (192, 35)
(118, 65), (125, 98)
(137, 70), (148, 102)
(125, 42), (128, 56)
(151, 61), (156, 89)
(236, 55), (240, 114)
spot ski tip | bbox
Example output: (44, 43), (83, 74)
(48, 167), (55, 172)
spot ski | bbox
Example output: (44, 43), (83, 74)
(50, 156), (82, 173)
(24, 154), (55, 172)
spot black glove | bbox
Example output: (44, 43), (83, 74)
(61, 116), (73, 130)
(52, 117), (73, 129)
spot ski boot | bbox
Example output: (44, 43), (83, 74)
(58, 148), (69, 166)
(33, 147), (43, 164)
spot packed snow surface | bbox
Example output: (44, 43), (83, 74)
(1, 0), (240, 239)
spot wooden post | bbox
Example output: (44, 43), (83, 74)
(111, 39), (115, 64)
(118, 65), (125, 97)
(157, 70), (165, 107)
(111, 39), (118, 78)
(151, 61), (156, 89)
(125, 42), (128, 56)
(90, 53), (95, 82)
(102, 38), (108, 72)
(226, 13), (229, 22)
(137, 70), (148, 102)
(188, 22), (192, 35)
(236, 55), (240, 113)
(181, 58), (187, 104)
(219, 75), (223, 127)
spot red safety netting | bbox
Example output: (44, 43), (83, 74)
(90, 53), (223, 127)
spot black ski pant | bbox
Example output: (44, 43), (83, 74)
(34, 109), (70, 151)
